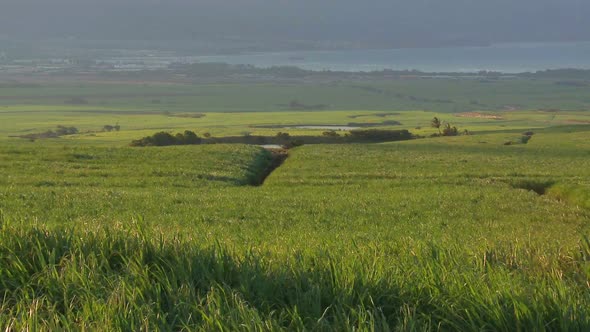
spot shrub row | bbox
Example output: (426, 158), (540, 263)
(130, 131), (202, 147)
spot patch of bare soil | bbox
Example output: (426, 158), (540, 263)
(565, 119), (590, 124)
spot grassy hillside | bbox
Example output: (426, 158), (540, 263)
(1, 127), (590, 330)
(1, 79), (590, 330)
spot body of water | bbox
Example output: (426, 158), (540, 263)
(293, 125), (360, 131)
(195, 42), (590, 73)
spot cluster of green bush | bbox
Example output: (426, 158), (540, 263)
(347, 129), (413, 141)
(18, 125), (79, 140)
(102, 124), (121, 132)
(54, 125), (79, 136)
(277, 129), (413, 144)
(130, 129), (416, 148)
(322, 130), (340, 137)
(130, 131), (202, 147)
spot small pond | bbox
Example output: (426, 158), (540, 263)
(291, 125), (360, 130)
(259, 144), (284, 149)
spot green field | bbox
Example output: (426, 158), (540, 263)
(1, 79), (590, 330)
(1, 77), (590, 112)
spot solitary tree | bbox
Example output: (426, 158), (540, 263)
(431, 117), (442, 134)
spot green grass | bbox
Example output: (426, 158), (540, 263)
(1, 128), (590, 330)
(2, 109), (590, 145)
(2, 79), (590, 330)
(1, 78), (590, 145)
(1, 223), (589, 331)
(548, 184), (590, 210)
(1, 78), (589, 113)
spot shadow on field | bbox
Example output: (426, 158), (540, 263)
(0, 225), (590, 331)
(507, 179), (590, 211)
(508, 179), (556, 195)
(245, 148), (288, 186)
(1, 225), (589, 330)
(0, 226), (405, 330)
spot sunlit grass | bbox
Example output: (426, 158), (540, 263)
(2, 79), (590, 329)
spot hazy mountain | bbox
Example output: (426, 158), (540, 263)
(1, 0), (589, 50)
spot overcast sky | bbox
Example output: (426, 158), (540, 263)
(1, 0), (589, 47)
